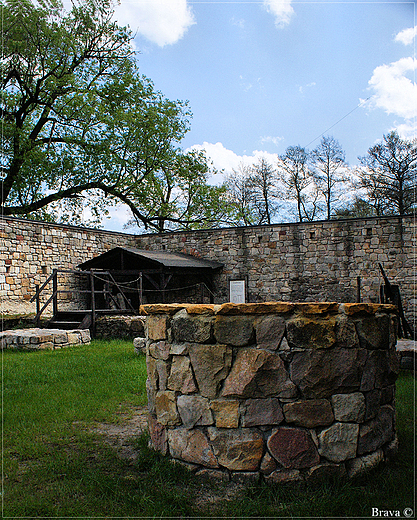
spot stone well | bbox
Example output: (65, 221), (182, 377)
(142, 302), (400, 483)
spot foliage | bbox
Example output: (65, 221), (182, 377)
(1, 0), (194, 229)
(357, 131), (416, 216)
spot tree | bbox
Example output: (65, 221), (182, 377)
(248, 157), (280, 225)
(1, 0), (192, 229)
(311, 135), (347, 219)
(125, 150), (230, 232)
(278, 145), (320, 222)
(224, 164), (258, 226)
(358, 131), (416, 216)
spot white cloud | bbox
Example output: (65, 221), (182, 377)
(364, 57), (417, 138)
(260, 135), (284, 147)
(395, 26), (417, 46)
(263, 0), (294, 28)
(113, 0), (195, 47)
(188, 142), (280, 184)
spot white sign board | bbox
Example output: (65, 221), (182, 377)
(229, 280), (246, 304)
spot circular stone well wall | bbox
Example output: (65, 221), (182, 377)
(143, 302), (399, 484)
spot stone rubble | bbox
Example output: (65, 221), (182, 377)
(0, 327), (90, 350)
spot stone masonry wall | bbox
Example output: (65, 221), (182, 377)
(144, 302), (399, 483)
(0, 215), (415, 325)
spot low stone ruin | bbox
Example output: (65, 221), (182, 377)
(143, 302), (399, 483)
(0, 328), (91, 350)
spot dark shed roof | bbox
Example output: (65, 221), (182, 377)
(77, 247), (223, 271)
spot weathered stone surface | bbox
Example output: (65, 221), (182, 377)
(294, 302), (339, 315)
(267, 427), (320, 469)
(357, 405), (395, 455)
(283, 399), (334, 428)
(146, 356), (158, 389)
(210, 400), (240, 428)
(146, 378), (156, 414)
(156, 360), (168, 391)
(167, 356), (197, 394)
(331, 393), (365, 423)
(222, 348), (296, 398)
(148, 414), (167, 455)
(217, 302), (294, 315)
(254, 315), (286, 350)
(147, 315), (169, 340)
(133, 337), (146, 354)
(214, 316), (254, 346)
(170, 343), (189, 355)
(241, 398), (283, 427)
(168, 428), (219, 468)
(383, 435), (399, 460)
(148, 341), (170, 360)
(360, 350), (398, 392)
(260, 451), (277, 475)
(306, 463), (347, 484)
(230, 472), (260, 484)
(141, 304), (186, 315)
(264, 469), (303, 484)
(341, 303), (396, 316)
(208, 427), (264, 471)
(195, 468), (229, 481)
(177, 395), (213, 428)
(287, 317), (336, 350)
(171, 309), (213, 343)
(318, 422), (359, 463)
(186, 304), (218, 315)
(290, 349), (367, 398)
(335, 316), (360, 349)
(355, 315), (391, 350)
(380, 385), (395, 406)
(155, 391), (180, 426)
(346, 449), (384, 478)
(188, 344), (232, 398)
(364, 389), (381, 420)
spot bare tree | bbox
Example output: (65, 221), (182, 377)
(225, 164), (257, 226)
(248, 157), (280, 225)
(278, 146), (319, 222)
(311, 136), (347, 219)
(358, 131), (416, 216)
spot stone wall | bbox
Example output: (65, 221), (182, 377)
(0, 215), (415, 325)
(144, 302), (399, 483)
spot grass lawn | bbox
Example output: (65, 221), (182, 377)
(2, 339), (416, 518)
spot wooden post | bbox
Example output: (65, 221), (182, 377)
(90, 271), (96, 338)
(35, 284), (40, 326)
(52, 269), (58, 316)
(139, 272), (143, 308)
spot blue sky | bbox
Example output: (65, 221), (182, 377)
(84, 0), (416, 229)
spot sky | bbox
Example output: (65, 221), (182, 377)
(82, 0), (417, 231)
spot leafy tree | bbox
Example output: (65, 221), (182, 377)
(357, 131), (416, 216)
(278, 145), (320, 222)
(1, 0), (192, 229)
(125, 150), (230, 232)
(311, 135), (347, 219)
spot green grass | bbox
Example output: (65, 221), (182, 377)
(2, 340), (416, 518)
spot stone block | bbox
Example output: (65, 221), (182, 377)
(188, 344), (232, 398)
(148, 414), (167, 455)
(335, 316), (360, 349)
(146, 356), (159, 389)
(330, 393), (365, 423)
(355, 315), (391, 350)
(177, 395), (213, 428)
(346, 449), (384, 478)
(167, 356), (197, 394)
(283, 399), (334, 428)
(214, 316), (254, 346)
(155, 391), (180, 426)
(357, 405), (395, 455)
(267, 427), (320, 469)
(318, 422), (359, 463)
(264, 469), (303, 484)
(230, 472), (260, 484)
(133, 337), (146, 355)
(168, 428), (219, 468)
(364, 389), (381, 420)
(306, 463), (347, 484)
(254, 315), (286, 350)
(208, 427), (264, 471)
(146, 378), (156, 414)
(210, 400), (240, 428)
(156, 360), (168, 391)
(147, 315), (169, 341)
(148, 341), (170, 361)
(171, 309), (213, 343)
(290, 349), (367, 399)
(241, 398), (284, 427)
(287, 317), (336, 350)
(260, 451), (277, 475)
(222, 348), (296, 398)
